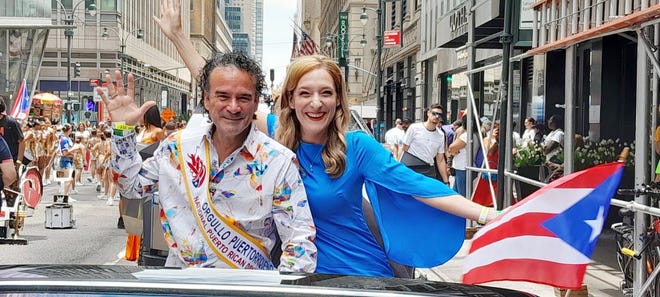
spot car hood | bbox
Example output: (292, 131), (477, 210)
(0, 265), (535, 297)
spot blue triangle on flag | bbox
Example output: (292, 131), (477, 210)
(541, 168), (623, 257)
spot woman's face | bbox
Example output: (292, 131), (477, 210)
(524, 119), (532, 129)
(289, 68), (339, 144)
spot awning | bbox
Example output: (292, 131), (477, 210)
(527, 3), (660, 55)
(32, 93), (62, 105)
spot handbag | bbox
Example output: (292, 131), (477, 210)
(400, 151), (438, 179)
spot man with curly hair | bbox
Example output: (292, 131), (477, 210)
(103, 51), (317, 272)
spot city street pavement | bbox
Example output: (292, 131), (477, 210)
(418, 229), (625, 297)
(39, 169), (138, 266)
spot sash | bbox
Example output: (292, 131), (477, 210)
(177, 126), (275, 270)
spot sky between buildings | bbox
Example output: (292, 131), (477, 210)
(261, 0), (296, 91)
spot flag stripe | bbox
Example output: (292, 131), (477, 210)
(463, 258), (588, 289)
(553, 162), (624, 188)
(465, 236), (591, 272)
(471, 213), (556, 249)
(478, 188), (593, 234)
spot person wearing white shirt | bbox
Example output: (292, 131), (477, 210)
(384, 119), (405, 159)
(401, 104), (449, 184)
(543, 115), (564, 161)
(521, 117), (537, 147)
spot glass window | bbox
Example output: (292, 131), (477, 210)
(53, 0), (73, 9)
(100, 0), (116, 11)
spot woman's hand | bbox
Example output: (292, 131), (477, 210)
(153, 0), (183, 41)
(96, 70), (156, 126)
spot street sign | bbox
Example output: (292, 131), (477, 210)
(338, 12), (349, 66)
(383, 30), (402, 48)
(93, 87), (108, 102)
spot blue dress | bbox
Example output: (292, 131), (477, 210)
(296, 131), (462, 276)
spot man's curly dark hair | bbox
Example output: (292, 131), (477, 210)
(199, 51), (266, 99)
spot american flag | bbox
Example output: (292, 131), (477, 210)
(463, 162), (624, 289)
(290, 32), (300, 60)
(300, 31), (317, 56)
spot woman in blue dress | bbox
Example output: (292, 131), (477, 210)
(153, 0), (498, 277)
(273, 55), (496, 276)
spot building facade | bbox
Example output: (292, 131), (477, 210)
(37, 0), (235, 124)
(225, 0), (258, 59)
(38, 0), (193, 124)
(0, 0), (55, 109)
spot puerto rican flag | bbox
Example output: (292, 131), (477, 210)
(10, 79), (30, 121)
(462, 162), (624, 289)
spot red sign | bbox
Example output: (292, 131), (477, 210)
(383, 30), (401, 47)
(89, 79), (101, 87)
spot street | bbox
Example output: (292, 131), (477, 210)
(0, 171), (134, 266)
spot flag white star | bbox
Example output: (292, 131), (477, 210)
(584, 206), (605, 242)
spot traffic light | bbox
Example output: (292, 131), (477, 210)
(74, 62), (81, 77)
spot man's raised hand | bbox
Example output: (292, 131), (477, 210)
(96, 70), (156, 126)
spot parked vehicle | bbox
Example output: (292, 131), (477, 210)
(0, 264), (535, 296)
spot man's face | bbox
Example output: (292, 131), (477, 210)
(203, 66), (258, 140)
(427, 108), (443, 125)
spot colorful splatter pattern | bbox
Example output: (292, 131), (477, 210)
(110, 125), (316, 272)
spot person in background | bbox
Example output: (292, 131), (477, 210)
(163, 121), (177, 137)
(136, 106), (165, 144)
(0, 98), (24, 166)
(384, 118), (405, 160)
(86, 129), (101, 185)
(57, 124), (75, 196)
(93, 131), (113, 203)
(401, 118), (412, 132)
(447, 116), (472, 197)
(472, 120), (500, 207)
(102, 51), (317, 271)
(521, 117), (537, 146)
(69, 135), (87, 190)
(543, 115), (564, 162)
(401, 103), (450, 184)
(123, 105), (166, 262)
(512, 121), (522, 147)
(0, 135), (17, 212)
(532, 123), (544, 145)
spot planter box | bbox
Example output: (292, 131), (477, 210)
(515, 165), (542, 200)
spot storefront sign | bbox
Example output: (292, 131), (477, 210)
(449, 6), (468, 38)
(456, 48), (469, 67)
(383, 30), (401, 48)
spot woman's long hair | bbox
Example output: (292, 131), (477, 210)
(144, 105), (163, 129)
(276, 55), (350, 178)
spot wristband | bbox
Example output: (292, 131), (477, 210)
(15, 160), (22, 165)
(112, 122), (136, 137)
(478, 206), (489, 225)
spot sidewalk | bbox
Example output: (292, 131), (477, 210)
(418, 233), (625, 296)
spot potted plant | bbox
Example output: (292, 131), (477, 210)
(513, 142), (545, 199)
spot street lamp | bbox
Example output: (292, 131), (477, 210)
(360, 2), (384, 141)
(325, 33), (367, 84)
(101, 27), (144, 77)
(53, 0), (97, 117)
